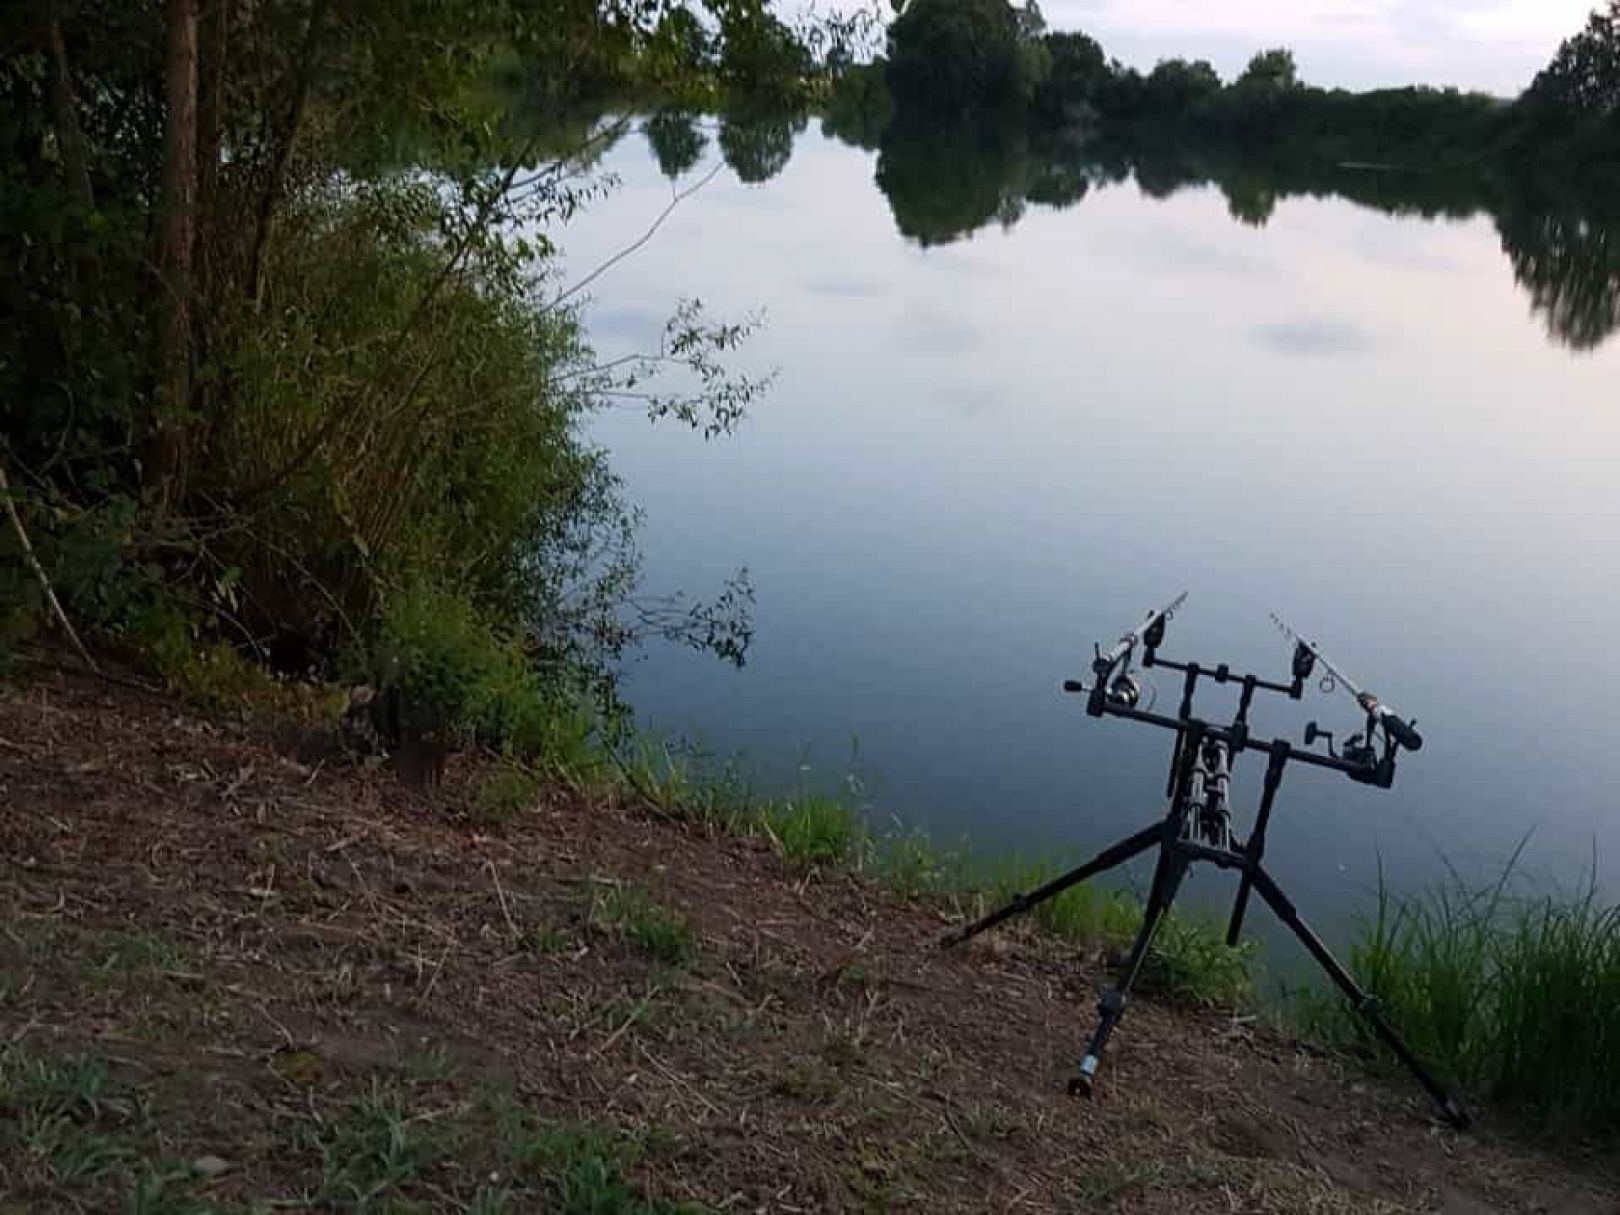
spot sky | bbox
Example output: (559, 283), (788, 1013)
(852, 0), (1600, 97)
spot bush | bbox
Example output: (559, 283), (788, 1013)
(363, 583), (598, 768)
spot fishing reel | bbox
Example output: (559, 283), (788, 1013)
(1303, 720), (1378, 768)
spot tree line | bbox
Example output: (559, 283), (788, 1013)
(860, 0), (1620, 185)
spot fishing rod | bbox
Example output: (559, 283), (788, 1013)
(1081, 591), (1187, 715)
(1271, 614), (1423, 754)
(943, 595), (1467, 1130)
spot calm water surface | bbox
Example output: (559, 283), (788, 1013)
(563, 122), (1620, 934)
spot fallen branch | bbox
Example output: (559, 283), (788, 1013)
(0, 460), (100, 675)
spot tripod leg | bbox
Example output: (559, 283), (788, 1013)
(1069, 847), (1187, 1097)
(940, 822), (1164, 949)
(1247, 866), (1470, 1129)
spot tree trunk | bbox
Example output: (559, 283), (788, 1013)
(246, 0), (332, 302)
(156, 0), (200, 507)
(197, 0), (229, 265)
(46, 6), (93, 211)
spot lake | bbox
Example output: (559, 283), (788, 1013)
(562, 116), (1620, 937)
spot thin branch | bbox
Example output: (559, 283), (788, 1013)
(547, 162), (724, 311)
(0, 459), (100, 675)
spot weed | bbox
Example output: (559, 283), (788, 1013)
(766, 795), (858, 869)
(0, 1050), (142, 1190)
(307, 1081), (437, 1209)
(94, 930), (183, 978)
(520, 923), (569, 955)
(591, 885), (696, 967)
(1305, 858), (1620, 1136)
(487, 1097), (693, 1215)
(474, 765), (542, 824)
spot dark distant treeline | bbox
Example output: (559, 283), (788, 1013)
(821, 0), (1620, 189)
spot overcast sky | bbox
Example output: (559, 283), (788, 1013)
(867, 1), (1600, 97)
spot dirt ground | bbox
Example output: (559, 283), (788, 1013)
(2, 668), (1616, 1213)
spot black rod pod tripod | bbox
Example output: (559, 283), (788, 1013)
(941, 594), (1469, 1130)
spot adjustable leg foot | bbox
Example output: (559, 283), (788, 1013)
(1067, 1053), (1099, 1098)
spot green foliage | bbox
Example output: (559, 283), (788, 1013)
(1304, 861), (1620, 1137)
(767, 795), (859, 868)
(591, 885), (697, 966)
(709, 0), (814, 109)
(1525, 1), (1620, 120)
(475, 764), (545, 823)
(308, 1082), (438, 1209)
(1142, 58), (1223, 114)
(3, 0), (789, 724)
(886, 0), (1042, 121)
(367, 583), (589, 762)
(1235, 48), (1300, 94)
(490, 1103), (695, 1215)
(1032, 31), (1108, 124)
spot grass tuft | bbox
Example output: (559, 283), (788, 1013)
(307, 1080), (438, 1209)
(1304, 857), (1620, 1137)
(591, 884), (697, 967)
(474, 764), (543, 824)
(766, 795), (859, 869)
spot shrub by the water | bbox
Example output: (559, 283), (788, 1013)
(1307, 864), (1620, 1137)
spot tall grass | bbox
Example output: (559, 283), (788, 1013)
(1307, 856), (1620, 1137)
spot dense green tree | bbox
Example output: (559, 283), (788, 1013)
(708, 0), (812, 107)
(1142, 58), (1222, 114)
(1032, 30), (1109, 124)
(1525, 1), (1620, 119)
(1014, 0), (1046, 41)
(885, 0), (1038, 120)
(1235, 48), (1300, 93)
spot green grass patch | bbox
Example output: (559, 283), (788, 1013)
(590, 884), (697, 967)
(485, 1095), (699, 1214)
(304, 1080), (439, 1209)
(474, 764), (543, 824)
(1303, 858), (1620, 1138)
(765, 795), (859, 869)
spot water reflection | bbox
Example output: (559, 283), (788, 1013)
(824, 119), (1620, 353)
(1498, 207), (1620, 353)
(645, 109), (709, 179)
(718, 109), (807, 184)
(631, 102), (1620, 348)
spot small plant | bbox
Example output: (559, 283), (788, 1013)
(0, 1050), (141, 1189)
(521, 923), (569, 955)
(474, 765), (542, 824)
(95, 931), (183, 978)
(487, 1097), (691, 1215)
(767, 795), (858, 869)
(590, 885), (696, 967)
(308, 1081), (437, 1209)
